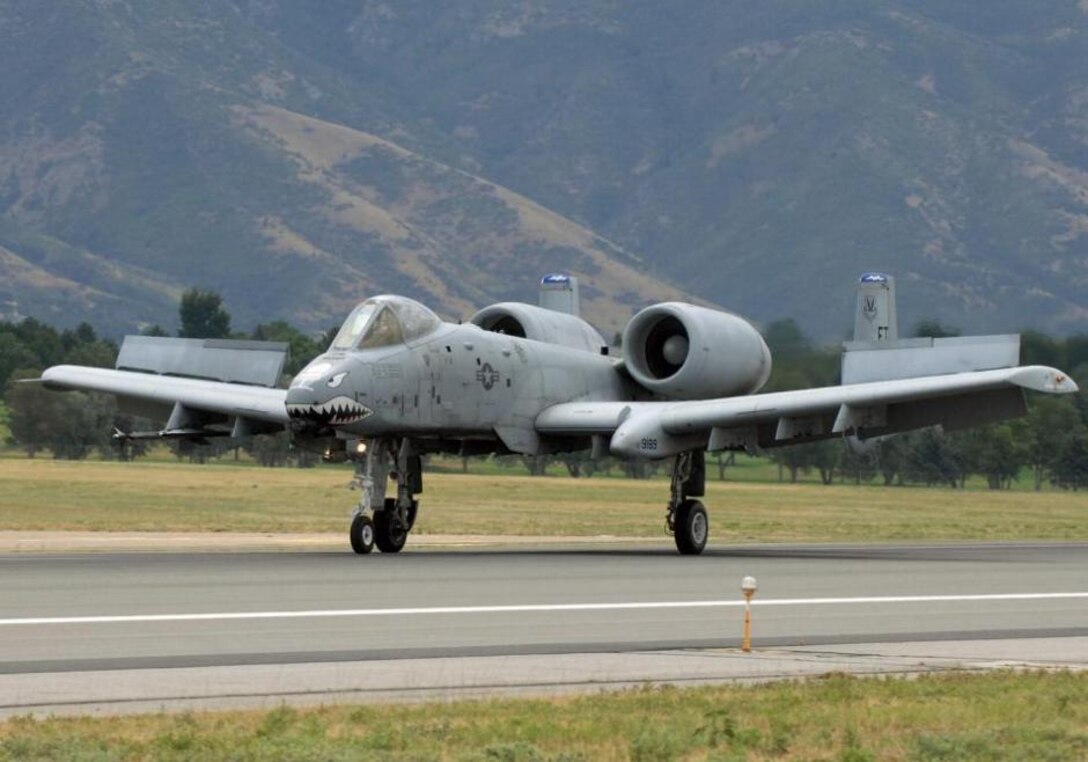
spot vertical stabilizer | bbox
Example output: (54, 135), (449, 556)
(853, 273), (897, 342)
(539, 273), (580, 316)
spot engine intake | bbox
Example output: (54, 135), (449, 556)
(470, 303), (606, 353)
(622, 302), (771, 399)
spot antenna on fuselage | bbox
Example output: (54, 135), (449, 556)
(539, 273), (581, 317)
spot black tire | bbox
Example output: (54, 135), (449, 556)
(674, 499), (708, 555)
(349, 513), (375, 555)
(374, 497), (408, 553)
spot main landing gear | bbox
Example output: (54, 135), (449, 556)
(350, 437), (421, 554)
(667, 450), (708, 555)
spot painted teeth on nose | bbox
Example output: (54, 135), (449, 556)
(286, 395), (373, 425)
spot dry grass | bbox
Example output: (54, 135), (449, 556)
(0, 458), (1086, 541)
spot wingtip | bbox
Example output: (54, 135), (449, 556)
(1014, 366), (1079, 394)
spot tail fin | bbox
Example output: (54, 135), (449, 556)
(539, 273), (581, 316)
(853, 272), (897, 342)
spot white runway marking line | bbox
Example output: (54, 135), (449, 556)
(2, 592), (1087, 627)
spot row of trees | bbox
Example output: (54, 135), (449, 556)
(2, 292), (1087, 488)
(767, 408), (1088, 491)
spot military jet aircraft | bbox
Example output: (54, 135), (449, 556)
(41, 273), (1077, 555)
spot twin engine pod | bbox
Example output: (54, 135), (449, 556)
(622, 302), (772, 399)
(470, 302), (606, 354)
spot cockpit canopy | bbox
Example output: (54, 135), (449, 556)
(329, 296), (442, 351)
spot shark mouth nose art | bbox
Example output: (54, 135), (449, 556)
(286, 395), (373, 425)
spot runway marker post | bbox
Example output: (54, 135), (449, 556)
(741, 575), (757, 652)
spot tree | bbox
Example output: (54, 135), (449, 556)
(11, 318), (65, 367)
(6, 372), (115, 459)
(63, 340), (117, 369)
(178, 288), (232, 339)
(1052, 429), (1088, 491)
(251, 320), (324, 376)
(1017, 397), (1079, 490)
(40, 391), (116, 459)
(954, 425), (1024, 490)
(906, 429), (964, 488)
(770, 445), (803, 483)
(872, 435), (910, 486)
(0, 332), (37, 391)
(839, 441), (877, 485)
(5, 371), (51, 457)
(911, 319), (960, 339)
(762, 319), (812, 360)
(1020, 330), (1064, 368)
(246, 432), (292, 467)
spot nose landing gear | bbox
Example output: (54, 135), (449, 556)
(350, 437), (422, 554)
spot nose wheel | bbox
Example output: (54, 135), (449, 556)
(349, 513), (375, 554)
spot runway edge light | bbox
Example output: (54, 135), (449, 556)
(741, 576), (757, 653)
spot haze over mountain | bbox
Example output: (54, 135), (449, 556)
(1, 1), (1086, 340)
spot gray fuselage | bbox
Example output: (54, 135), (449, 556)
(286, 322), (628, 453)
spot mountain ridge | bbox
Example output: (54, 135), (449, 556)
(1, 1), (1086, 339)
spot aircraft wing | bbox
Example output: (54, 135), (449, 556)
(39, 336), (290, 439)
(41, 365), (288, 434)
(535, 365), (1078, 458)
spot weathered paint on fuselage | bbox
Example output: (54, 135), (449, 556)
(289, 322), (627, 452)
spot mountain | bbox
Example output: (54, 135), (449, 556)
(1, 1), (1086, 339)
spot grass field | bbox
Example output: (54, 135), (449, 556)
(0, 457), (1086, 541)
(1, 671), (1085, 760)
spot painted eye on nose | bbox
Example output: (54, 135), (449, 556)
(328, 372), (348, 389)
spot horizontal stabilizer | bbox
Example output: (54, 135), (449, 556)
(841, 335), (1020, 385)
(116, 336), (288, 388)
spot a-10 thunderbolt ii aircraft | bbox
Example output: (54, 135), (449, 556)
(41, 273), (1077, 555)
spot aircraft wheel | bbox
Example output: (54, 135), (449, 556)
(349, 513), (375, 554)
(374, 498), (408, 553)
(674, 499), (708, 555)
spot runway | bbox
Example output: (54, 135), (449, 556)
(1, 541), (1086, 715)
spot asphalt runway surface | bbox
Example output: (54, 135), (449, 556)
(1, 541), (1086, 714)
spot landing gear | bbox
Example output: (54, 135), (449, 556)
(667, 450), (709, 555)
(349, 437), (423, 555)
(350, 513), (375, 554)
(374, 497), (411, 553)
(673, 499), (708, 555)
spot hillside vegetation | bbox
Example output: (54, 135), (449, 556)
(1, 2), (1086, 337)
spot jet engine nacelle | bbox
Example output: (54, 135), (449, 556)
(622, 302), (772, 400)
(470, 302), (606, 354)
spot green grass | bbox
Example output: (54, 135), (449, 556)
(1, 671), (1085, 760)
(0, 457), (1086, 541)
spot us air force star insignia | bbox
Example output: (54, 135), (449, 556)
(476, 363), (500, 391)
